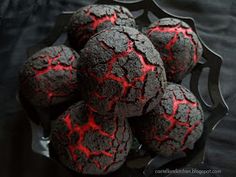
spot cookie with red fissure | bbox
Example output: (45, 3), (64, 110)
(50, 101), (132, 175)
(67, 4), (136, 50)
(78, 26), (167, 117)
(19, 45), (80, 108)
(131, 83), (204, 157)
(146, 18), (203, 83)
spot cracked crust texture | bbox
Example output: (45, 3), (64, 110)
(131, 83), (204, 157)
(67, 4), (136, 50)
(19, 45), (80, 107)
(50, 101), (132, 175)
(146, 18), (203, 83)
(78, 26), (167, 117)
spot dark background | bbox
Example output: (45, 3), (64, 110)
(0, 0), (236, 177)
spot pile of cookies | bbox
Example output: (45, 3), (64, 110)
(19, 4), (204, 175)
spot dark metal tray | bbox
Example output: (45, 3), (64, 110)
(20, 0), (229, 176)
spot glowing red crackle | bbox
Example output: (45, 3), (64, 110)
(103, 112), (131, 172)
(85, 7), (118, 30)
(180, 120), (201, 147)
(33, 54), (75, 78)
(46, 90), (73, 103)
(152, 94), (200, 148)
(77, 10), (117, 34)
(133, 48), (156, 82)
(90, 13), (117, 30)
(88, 39), (156, 111)
(147, 24), (198, 64)
(41, 80), (77, 104)
(62, 107), (129, 172)
(31, 52), (77, 103)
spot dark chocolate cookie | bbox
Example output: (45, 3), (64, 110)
(131, 83), (204, 157)
(146, 18), (203, 83)
(19, 45), (80, 107)
(67, 4), (136, 50)
(50, 101), (132, 175)
(78, 26), (167, 117)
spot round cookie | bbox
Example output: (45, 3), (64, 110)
(131, 83), (204, 157)
(78, 26), (167, 117)
(146, 18), (203, 83)
(67, 4), (136, 50)
(19, 45), (80, 107)
(50, 101), (132, 175)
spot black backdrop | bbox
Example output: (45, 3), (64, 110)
(0, 0), (236, 177)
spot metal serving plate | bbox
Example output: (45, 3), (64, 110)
(20, 0), (229, 176)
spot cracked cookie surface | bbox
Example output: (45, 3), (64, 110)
(19, 45), (80, 107)
(50, 101), (132, 175)
(130, 83), (204, 157)
(68, 5), (136, 50)
(146, 18), (203, 83)
(78, 26), (167, 117)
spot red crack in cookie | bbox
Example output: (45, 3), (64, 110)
(19, 45), (80, 108)
(67, 4), (136, 50)
(78, 26), (167, 117)
(131, 83), (204, 157)
(50, 101), (132, 175)
(146, 18), (203, 83)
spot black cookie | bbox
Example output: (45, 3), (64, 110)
(19, 45), (80, 108)
(78, 26), (167, 117)
(67, 4), (136, 50)
(50, 101), (132, 175)
(131, 83), (204, 157)
(146, 18), (203, 83)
